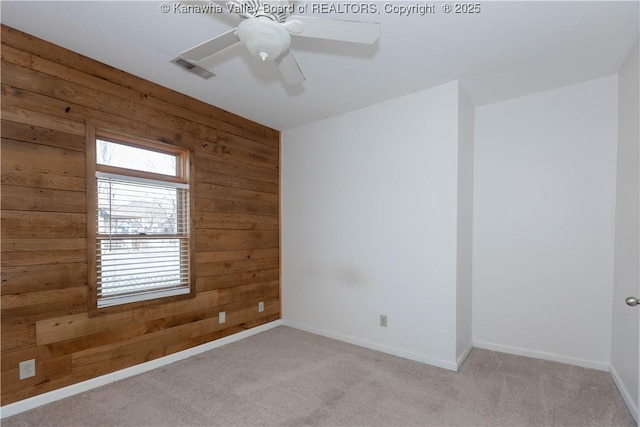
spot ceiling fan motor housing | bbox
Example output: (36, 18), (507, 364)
(181, 1), (380, 84)
(232, 0), (294, 23)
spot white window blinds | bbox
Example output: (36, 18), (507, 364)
(96, 172), (190, 307)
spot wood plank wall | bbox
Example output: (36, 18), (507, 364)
(0, 25), (280, 406)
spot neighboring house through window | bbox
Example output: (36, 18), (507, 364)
(88, 130), (193, 310)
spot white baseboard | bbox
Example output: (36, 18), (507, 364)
(456, 341), (473, 370)
(472, 340), (610, 372)
(610, 364), (639, 424)
(283, 319), (458, 371)
(5, 323), (629, 421)
(0, 319), (284, 419)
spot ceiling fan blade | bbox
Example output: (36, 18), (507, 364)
(180, 28), (240, 61)
(275, 49), (306, 85)
(285, 16), (381, 44)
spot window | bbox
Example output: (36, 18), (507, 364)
(89, 132), (192, 309)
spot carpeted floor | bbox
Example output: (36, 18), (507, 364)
(3, 326), (636, 426)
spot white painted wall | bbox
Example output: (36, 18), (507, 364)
(282, 81), (464, 369)
(611, 40), (639, 422)
(456, 87), (474, 364)
(472, 75), (619, 370)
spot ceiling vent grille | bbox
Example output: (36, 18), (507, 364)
(171, 57), (214, 79)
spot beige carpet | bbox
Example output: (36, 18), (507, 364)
(3, 326), (636, 426)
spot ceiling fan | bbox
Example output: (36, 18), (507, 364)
(177, 0), (381, 85)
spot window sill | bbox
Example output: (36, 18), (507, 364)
(98, 287), (191, 308)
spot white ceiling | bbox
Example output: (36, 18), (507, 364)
(1, 1), (638, 131)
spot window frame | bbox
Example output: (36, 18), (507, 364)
(87, 127), (195, 316)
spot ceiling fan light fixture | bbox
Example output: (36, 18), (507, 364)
(237, 17), (291, 61)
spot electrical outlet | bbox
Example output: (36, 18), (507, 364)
(380, 315), (388, 328)
(258, 301), (264, 312)
(219, 311), (226, 324)
(19, 359), (35, 380)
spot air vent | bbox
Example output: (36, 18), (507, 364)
(171, 57), (214, 79)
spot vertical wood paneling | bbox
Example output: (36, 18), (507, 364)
(0, 25), (280, 406)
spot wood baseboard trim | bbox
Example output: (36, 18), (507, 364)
(472, 340), (610, 371)
(610, 364), (639, 424)
(284, 319), (458, 371)
(456, 341), (473, 370)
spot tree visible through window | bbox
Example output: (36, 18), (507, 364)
(91, 134), (192, 308)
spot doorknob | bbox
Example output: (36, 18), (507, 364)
(626, 297), (639, 307)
